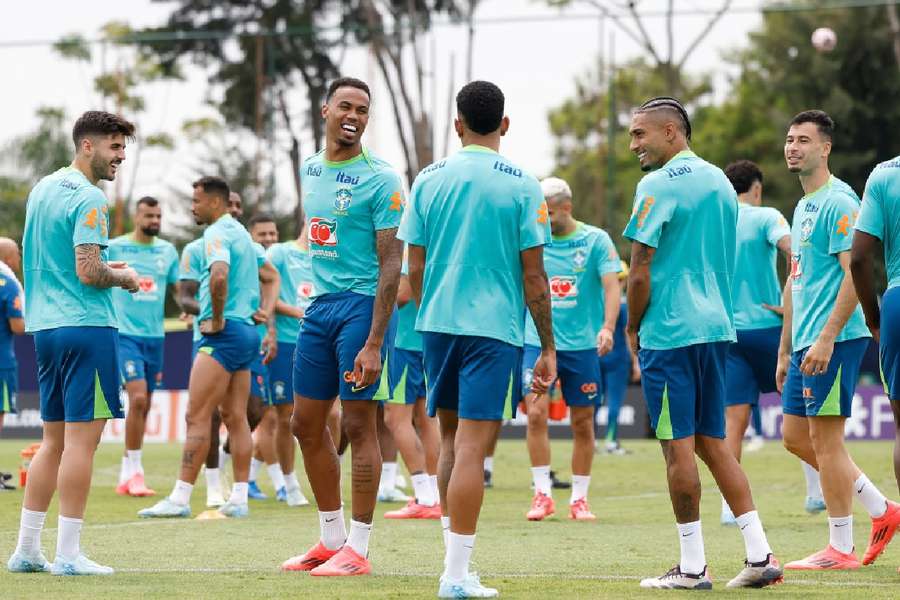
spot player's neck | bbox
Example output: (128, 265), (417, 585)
(737, 192), (760, 207)
(71, 156), (99, 185)
(325, 139), (363, 163)
(660, 142), (691, 166)
(460, 132), (501, 153)
(131, 229), (154, 245)
(208, 209), (229, 224)
(295, 236), (308, 250)
(799, 165), (831, 196)
(554, 218), (578, 238)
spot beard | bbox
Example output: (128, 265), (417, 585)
(92, 155), (118, 181)
(141, 226), (160, 237)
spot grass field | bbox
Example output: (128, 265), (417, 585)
(1, 438), (899, 598)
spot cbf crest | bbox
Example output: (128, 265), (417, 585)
(573, 249), (587, 272)
(800, 218), (814, 245)
(334, 187), (353, 214)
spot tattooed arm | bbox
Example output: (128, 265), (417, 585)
(75, 244), (139, 291)
(626, 241), (655, 354)
(522, 246), (556, 394)
(200, 261), (228, 335)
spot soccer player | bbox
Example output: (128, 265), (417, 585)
(718, 160), (822, 525)
(624, 97), (781, 589)
(400, 80), (555, 598)
(382, 250), (441, 519)
(777, 110), (900, 570)
(110, 196), (179, 498)
(8, 111), (139, 575)
(139, 176), (279, 519)
(266, 220), (314, 506)
(522, 176), (620, 523)
(851, 154), (900, 499)
(0, 238), (24, 487)
(279, 77), (403, 577)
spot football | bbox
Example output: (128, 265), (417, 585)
(811, 27), (837, 52)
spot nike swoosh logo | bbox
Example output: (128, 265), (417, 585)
(834, 523), (848, 527)
(464, 545), (474, 549)
(325, 518), (337, 523)
(857, 485), (866, 494)
(740, 525), (749, 530)
(681, 533), (693, 537)
(351, 385), (368, 392)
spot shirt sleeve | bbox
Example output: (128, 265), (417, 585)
(180, 244), (202, 281)
(166, 245), (180, 285)
(827, 191), (860, 255)
(71, 187), (110, 247)
(265, 243), (283, 269)
(398, 177), (426, 246)
(519, 176), (550, 251)
(622, 177), (675, 248)
(855, 170), (885, 241)
(765, 208), (791, 246)
(0, 282), (23, 320)
(371, 168), (405, 231)
(254, 243), (266, 269)
(204, 228), (231, 268)
(595, 231), (622, 277)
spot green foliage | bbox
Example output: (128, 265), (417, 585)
(0, 177), (30, 242)
(6, 106), (71, 182)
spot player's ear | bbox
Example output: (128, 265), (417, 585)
(500, 116), (510, 137)
(321, 103), (329, 121)
(454, 117), (464, 139)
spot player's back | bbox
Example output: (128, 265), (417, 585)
(199, 215), (259, 324)
(23, 166), (115, 332)
(733, 204), (788, 330)
(859, 156), (900, 290)
(404, 146), (548, 346)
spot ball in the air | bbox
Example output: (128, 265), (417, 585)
(811, 27), (837, 52)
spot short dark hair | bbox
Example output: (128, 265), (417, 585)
(456, 81), (505, 135)
(192, 176), (230, 202)
(72, 111), (136, 149)
(135, 196), (159, 210)
(724, 160), (764, 195)
(789, 109), (834, 141)
(248, 213), (276, 228)
(326, 77), (371, 103)
(636, 97), (692, 140)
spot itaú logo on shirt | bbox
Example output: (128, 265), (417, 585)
(309, 217), (338, 246)
(297, 282), (314, 299)
(137, 276), (158, 294)
(549, 275), (578, 299)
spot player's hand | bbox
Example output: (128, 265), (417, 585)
(762, 303), (784, 317)
(117, 266), (140, 293)
(800, 337), (834, 377)
(199, 318), (225, 335)
(252, 308), (269, 324)
(179, 312), (194, 326)
(352, 343), (382, 390)
(596, 327), (614, 357)
(775, 351), (790, 393)
(530, 350), (556, 395)
(626, 325), (640, 355)
(261, 330), (278, 365)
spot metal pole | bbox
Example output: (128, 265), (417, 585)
(606, 29), (616, 230)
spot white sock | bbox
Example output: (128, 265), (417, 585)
(170, 480), (193, 506)
(802, 461), (823, 500)
(285, 471), (300, 491)
(127, 449), (143, 476)
(219, 447), (230, 470)
(441, 516), (451, 549)
(56, 516), (83, 559)
(15, 508), (46, 555)
(318, 508), (347, 550)
(411, 472), (435, 506)
(380, 462), (398, 493)
(735, 510), (772, 563)
(266, 463), (286, 491)
(721, 496), (734, 519)
(483, 456), (493, 473)
(828, 515), (853, 554)
(531, 465), (552, 496)
(118, 456), (131, 485)
(249, 458), (263, 482)
(570, 474), (590, 504)
(346, 520), (373, 557)
(229, 482), (248, 505)
(444, 532), (475, 581)
(677, 520), (705, 575)
(205, 468), (221, 491)
(430, 474), (440, 504)
(854, 474), (888, 518)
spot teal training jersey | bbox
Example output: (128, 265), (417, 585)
(23, 166), (116, 332)
(300, 148), (404, 298)
(733, 204), (791, 330)
(198, 214), (259, 324)
(267, 241), (314, 344)
(109, 235), (179, 338)
(856, 156), (900, 290)
(398, 145), (550, 347)
(0, 271), (23, 367)
(251, 242), (268, 346)
(524, 223), (621, 351)
(623, 151), (737, 350)
(789, 175), (870, 351)
(179, 238), (204, 342)
(395, 259), (422, 352)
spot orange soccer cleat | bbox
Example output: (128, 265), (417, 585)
(281, 541), (339, 572)
(568, 498), (597, 521)
(384, 499), (442, 519)
(309, 545), (371, 576)
(863, 500), (900, 565)
(126, 473), (156, 497)
(526, 493), (555, 521)
(784, 545), (861, 570)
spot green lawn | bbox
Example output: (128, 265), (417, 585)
(0, 438), (899, 598)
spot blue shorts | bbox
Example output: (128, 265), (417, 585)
(267, 341), (296, 406)
(293, 292), (391, 401)
(250, 352), (271, 403)
(34, 326), (123, 422)
(523, 345), (601, 407)
(195, 320), (259, 373)
(782, 337), (869, 418)
(599, 351), (630, 407)
(388, 348), (426, 405)
(639, 342), (728, 440)
(725, 327), (781, 407)
(423, 332), (522, 421)
(0, 368), (17, 414)
(118, 334), (164, 393)
(880, 286), (900, 401)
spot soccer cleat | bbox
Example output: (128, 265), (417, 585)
(863, 500), (900, 565)
(605, 441), (630, 456)
(126, 473), (156, 497)
(309, 545), (371, 576)
(483, 470), (493, 489)
(7, 550), (50, 573)
(438, 572), (499, 598)
(50, 553), (114, 576)
(384, 499), (442, 519)
(639, 565), (713, 590)
(281, 541), (339, 572)
(804, 496), (826, 514)
(206, 487), (226, 508)
(138, 498), (191, 519)
(550, 470), (570, 489)
(569, 498), (597, 521)
(276, 487), (287, 502)
(726, 554), (783, 588)
(217, 501), (249, 518)
(526, 493), (555, 521)
(744, 436), (765, 453)
(285, 486), (310, 507)
(395, 473), (408, 489)
(721, 508), (737, 527)
(784, 545), (860, 570)
(115, 480), (130, 496)
(377, 487), (410, 503)
(247, 481), (268, 500)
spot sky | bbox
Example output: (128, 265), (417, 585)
(0, 1), (768, 224)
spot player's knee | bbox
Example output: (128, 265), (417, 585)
(129, 393), (149, 415)
(219, 406), (245, 430)
(571, 414), (594, 440)
(527, 405), (548, 428)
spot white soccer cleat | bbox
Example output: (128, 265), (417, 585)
(438, 572), (499, 598)
(7, 550), (51, 573)
(285, 486), (310, 507)
(217, 501), (249, 518)
(377, 487), (411, 503)
(138, 498), (191, 519)
(206, 487), (226, 508)
(50, 553), (114, 576)
(640, 565), (713, 590)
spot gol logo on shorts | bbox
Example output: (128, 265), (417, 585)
(342, 371), (355, 383)
(802, 387), (814, 399)
(580, 382), (598, 394)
